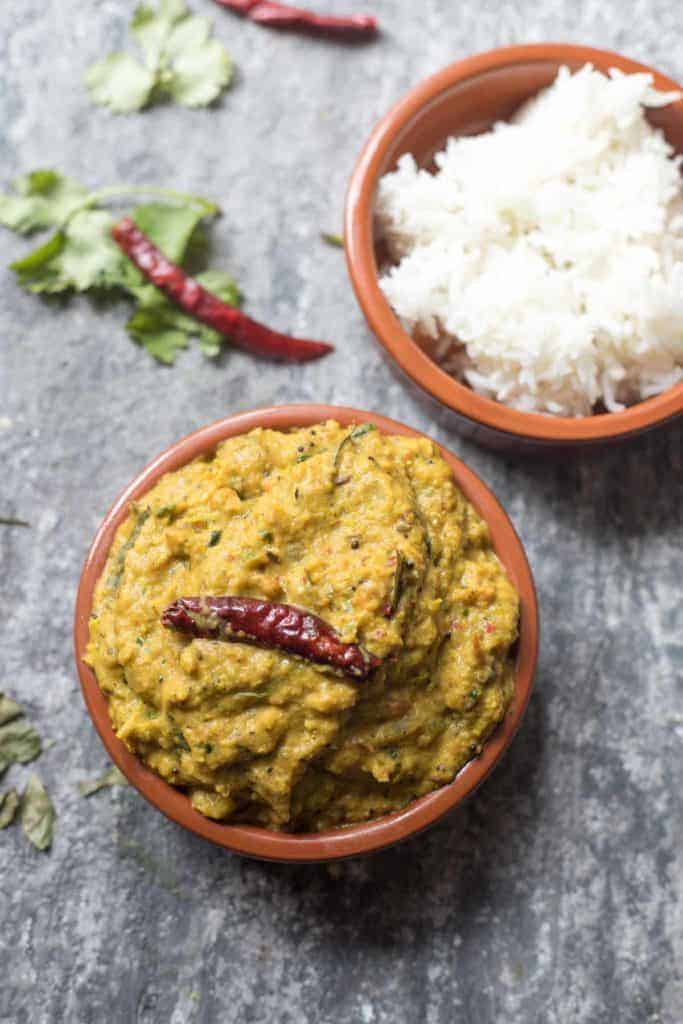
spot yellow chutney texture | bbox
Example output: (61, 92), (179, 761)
(86, 422), (519, 831)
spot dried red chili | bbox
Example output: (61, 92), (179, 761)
(112, 218), (333, 363)
(213, 0), (377, 36)
(162, 595), (381, 680)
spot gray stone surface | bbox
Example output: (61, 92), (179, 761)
(1, 1), (681, 1021)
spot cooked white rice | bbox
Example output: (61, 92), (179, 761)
(376, 65), (683, 416)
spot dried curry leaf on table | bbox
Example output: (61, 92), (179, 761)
(0, 693), (24, 727)
(78, 765), (129, 797)
(21, 774), (55, 851)
(0, 719), (42, 767)
(0, 789), (19, 829)
(86, 0), (233, 113)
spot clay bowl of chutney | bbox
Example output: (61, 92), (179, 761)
(74, 404), (538, 861)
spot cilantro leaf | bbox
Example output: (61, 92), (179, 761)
(86, 0), (232, 113)
(10, 211), (129, 294)
(127, 317), (190, 364)
(195, 269), (241, 307)
(9, 201), (207, 296)
(85, 53), (156, 114)
(10, 232), (68, 293)
(166, 36), (232, 108)
(131, 201), (206, 263)
(0, 171), (88, 235)
(126, 268), (241, 363)
(132, 0), (188, 67)
(2, 169), (241, 364)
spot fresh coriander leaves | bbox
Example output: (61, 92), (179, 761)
(126, 268), (242, 363)
(0, 170), (88, 234)
(1, 173), (240, 364)
(7, 196), (207, 295)
(21, 774), (55, 851)
(86, 0), (233, 113)
(87, 53), (157, 115)
(11, 211), (130, 294)
(131, 202), (207, 263)
(78, 765), (129, 797)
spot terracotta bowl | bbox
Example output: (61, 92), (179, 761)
(74, 405), (538, 861)
(345, 44), (683, 453)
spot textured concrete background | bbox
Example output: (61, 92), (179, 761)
(1, 1), (682, 1022)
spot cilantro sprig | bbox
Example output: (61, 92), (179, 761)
(0, 170), (241, 364)
(86, 0), (233, 113)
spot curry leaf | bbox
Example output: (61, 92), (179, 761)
(21, 774), (55, 851)
(321, 232), (344, 248)
(0, 693), (24, 727)
(78, 765), (129, 797)
(0, 789), (19, 829)
(86, 0), (232, 113)
(350, 424), (376, 439)
(0, 719), (42, 766)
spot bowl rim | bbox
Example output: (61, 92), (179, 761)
(344, 42), (683, 445)
(74, 404), (538, 862)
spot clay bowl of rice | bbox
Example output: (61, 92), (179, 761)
(345, 44), (683, 452)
